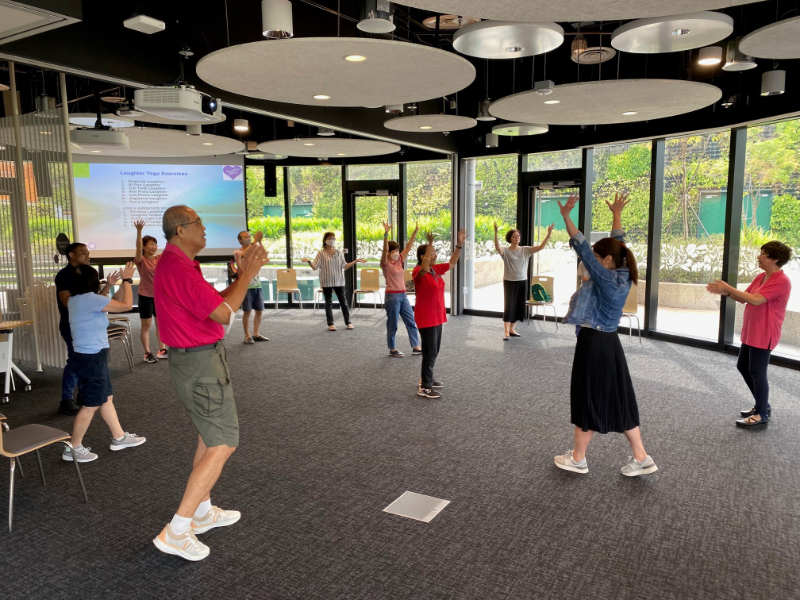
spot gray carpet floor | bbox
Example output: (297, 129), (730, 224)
(1, 309), (799, 600)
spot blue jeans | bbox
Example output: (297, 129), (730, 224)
(61, 332), (79, 403)
(385, 292), (420, 350)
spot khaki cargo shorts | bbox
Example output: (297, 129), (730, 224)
(169, 342), (239, 447)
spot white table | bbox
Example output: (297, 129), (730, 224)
(0, 320), (33, 404)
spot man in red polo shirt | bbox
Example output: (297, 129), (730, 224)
(152, 204), (267, 562)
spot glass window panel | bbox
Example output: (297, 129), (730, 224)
(289, 165), (343, 301)
(347, 163), (399, 180)
(525, 149), (582, 171)
(735, 121), (800, 360)
(592, 142), (652, 325)
(406, 160), (452, 307)
(245, 165), (286, 303)
(657, 131), (730, 340)
(463, 155), (517, 311)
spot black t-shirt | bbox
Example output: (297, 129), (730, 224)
(55, 264), (82, 339)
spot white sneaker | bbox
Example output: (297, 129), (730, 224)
(109, 431), (146, 451)
(61, 445), (98, 463)
(620, 455), (658, 477)
(192, 506), (241, 534)
(153, 524), (210, 561)
(553, 450), (588, 474)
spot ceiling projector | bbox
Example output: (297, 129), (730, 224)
(134, 85), (222, 123)
(70, 128), (130, 150)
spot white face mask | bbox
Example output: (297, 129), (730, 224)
(325, 239), (335, 247)
(390, 251), (400, 262)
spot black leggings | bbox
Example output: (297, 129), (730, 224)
(737, 344), (772, 420)
(322, 286), (350, 326)
(419, 324), (442, 389)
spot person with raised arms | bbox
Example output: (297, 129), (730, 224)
(380, 221), (422, 357)
(134, 219), (166, 363)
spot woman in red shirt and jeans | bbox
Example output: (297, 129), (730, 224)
(707, 241), (792, 428)
(413, 229), (466, 399)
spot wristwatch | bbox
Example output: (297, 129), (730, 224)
(122, 278), (133, 284)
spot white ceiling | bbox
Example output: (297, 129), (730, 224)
(739, 16), (800, 59)
(390, 0), (754, 22)
(384, 114), (477, 132)
(69, 113), (135, 128)
(611, 12), (733, 54)
(257, 138), (401, 158)
(196, 37), (475, 107)
(489, 79), (722, 125)
(73, 128), (244, 157)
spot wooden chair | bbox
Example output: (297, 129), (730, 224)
(619, 283), (642, 344)
(352, 268), (382, 311)
(1, 412), (88, 532)
(526, 275), (558, 329)
(275, 269), (303, 309)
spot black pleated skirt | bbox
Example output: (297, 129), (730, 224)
(503, 279), (527, 323)
(570, 327), (640, 434)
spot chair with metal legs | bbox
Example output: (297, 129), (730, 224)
(619, 283), (642, 344)
(0, 412), (88, 532)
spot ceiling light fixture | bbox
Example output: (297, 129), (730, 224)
(90, 149), (102, 153)
(318, 127), (335, 136)
(543, 99), (560, 105)
(233, 118), (250, 133)
(720, 95), (736, 108)
(262, 0), (293, 39)
(202, 142), (214, 146)
(485, 132), (499, 148)
(313, 94), (331, 100)
(722, 39), (757, 72)
(622, 111), (638, 115)
(761, 69), (786, 96)
(357, 0), (395, 34)
(505, 45), (523, 53)
(672, 27), (690, 37)
(345, 54), (367, 62)
(303, 142), (316, 146)
(419, 125), (433, 130)
(697, 46), (723, 66)
(336, 152), (346, 156)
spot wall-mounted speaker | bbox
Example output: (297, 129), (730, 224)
(264, 164), (277, 197)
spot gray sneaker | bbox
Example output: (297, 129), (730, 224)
(109, 432), (146, 452)
(153, 524), (210, 561)
(620, 455), (658, 477)
(554, 450), (588, 474)
(62, 445), (98, 463)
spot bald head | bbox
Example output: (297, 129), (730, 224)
(163, 205), (192, 241)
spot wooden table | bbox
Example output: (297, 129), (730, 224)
(0, 320), (33, 403)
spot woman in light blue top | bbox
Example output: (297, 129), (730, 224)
(552, 193), (657, 478)
(64, 262), (146, 464)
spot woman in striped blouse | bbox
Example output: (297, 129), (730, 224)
(303, 231), (365, 331)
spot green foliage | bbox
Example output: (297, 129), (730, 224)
(769, 193), (800, 246)
(245, 166), (284, 220)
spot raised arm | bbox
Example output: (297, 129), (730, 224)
(103, 262), (135, 312)
(557, 194), (580, 239)
(493, 222), (503, 255)
(403, 223), (419, 257)
(345, 257), (367, 271)
(706, 280), (767, 306)
(605, 192), (630, 235)
(531, 223), (554, 253)
(212, 234), (268, 322)
(449, 229), (466, 267)
(134, 219), (145, 261)
(380, 221), (391, 267)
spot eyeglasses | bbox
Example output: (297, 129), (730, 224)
(180, 218), (203, 228)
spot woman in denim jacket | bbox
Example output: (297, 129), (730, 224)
(553, 193), (658, 478)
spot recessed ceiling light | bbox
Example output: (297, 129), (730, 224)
(622, 111), (638, 116)
(202, 142), (214, 146)
(697, 46), (723, 66)
(344, 54), (366, 62)
(672, 27), (690, 37)
(419, 125), (433, 130)
(303, 142), (315, 146)
(90, 150), (102, 153)
(543, 99), (560, 105)
(313, 94), (331, 100)
(505, 46), (523, 53)
(336, 152), (346, 156)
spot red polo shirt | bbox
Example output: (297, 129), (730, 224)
(154, 243), (225, 348)
(413, 263), (450, 329)
(741, 270), (791, 350)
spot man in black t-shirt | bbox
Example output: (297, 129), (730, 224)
(54, 243), (116, 415)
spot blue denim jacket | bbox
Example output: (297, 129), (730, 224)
(564, 229), (631, 334)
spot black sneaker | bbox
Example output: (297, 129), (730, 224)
(412, 348), (423, 356)
(144, 352), (158, 364)
(253, 335), (269, 342)
(58, 400), (79, 416)
(739, 407), (757, 418)
(431, 380), (443, 389)
(389, 349), (404, 357)
(417, 387), (441, 399)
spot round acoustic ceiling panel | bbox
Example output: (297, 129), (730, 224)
(612, 11), (733, 53)
(489, 79), (722, 126)
(196, 37), (475, 107)
(491, 122), (548, 136)
(257, 138), (400, 158)
(740, 16), (800, 59)
(69, 113), (134, 128)
(391, 0), (752, 22)
(452, 21), (564, 59)
(384, 114), (477, 133)
(133, 111), (226, 126)
(72, 128), (244, 157)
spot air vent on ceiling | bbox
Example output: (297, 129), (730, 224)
(0, 0), (81, 45)
(572, 45), (617, 65)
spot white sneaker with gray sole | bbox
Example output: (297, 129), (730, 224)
(61, 445), (98, 463)
(553, 450), (588, 474)
(153, 524), (210, 561)
(192, 506), (241, 534)
(109, 432), (146, 451)
(620, 455), (658, 477)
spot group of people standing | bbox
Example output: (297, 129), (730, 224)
(50, 191), (792, 561)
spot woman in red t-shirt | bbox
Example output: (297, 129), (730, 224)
(413, 229), (466, 399)
(707, 241), (793, 428)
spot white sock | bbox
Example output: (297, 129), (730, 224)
(170, 514), (193, 535)
(194, 498), (212, 519)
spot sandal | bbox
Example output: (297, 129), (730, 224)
(328, 325), (336, 331)
(346, 323), (354, 330)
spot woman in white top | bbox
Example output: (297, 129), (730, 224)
(302, 231), (365, 331)
(493, 222), (553, 340)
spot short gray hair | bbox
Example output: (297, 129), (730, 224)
(162, 205), (192, 241)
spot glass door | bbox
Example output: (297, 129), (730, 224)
(352, 191), (398, 306)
